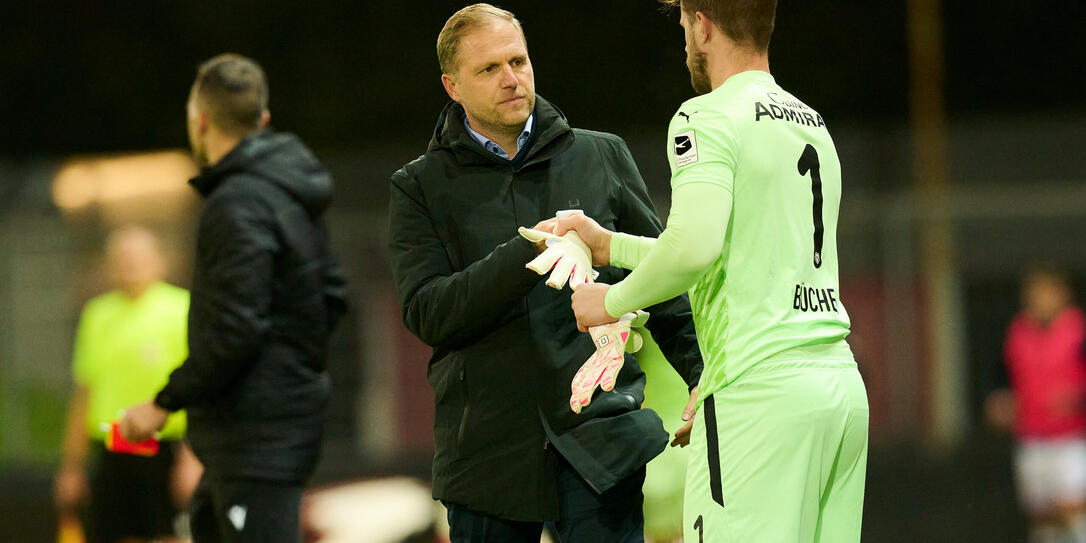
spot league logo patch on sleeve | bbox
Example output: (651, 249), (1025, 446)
(673, 130), (699, 167)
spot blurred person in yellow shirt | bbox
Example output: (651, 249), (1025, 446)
(54, 226), (201, 543)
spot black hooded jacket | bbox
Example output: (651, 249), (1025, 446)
(389, 97), (702, 520)
(156, 130), (347, 483)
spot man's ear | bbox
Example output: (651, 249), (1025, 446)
(259, 110), (271, 129)
(695, 11), (713, 45)
(197, 109), (211, 134)
(441, 73), (461, 103)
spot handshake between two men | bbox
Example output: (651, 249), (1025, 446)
(519, 211), (698, 447)
(519, 210), (644, 415)
(519, 209), (620, 328)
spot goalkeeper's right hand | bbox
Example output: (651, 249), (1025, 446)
(553, 212), (613, 267)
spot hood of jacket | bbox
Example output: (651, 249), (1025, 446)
(189, 130), (332, 216)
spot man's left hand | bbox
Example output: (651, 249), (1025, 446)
(671, 386), (699, 447)
(120, 401), (169, 443)
(571, 283), (617, 332)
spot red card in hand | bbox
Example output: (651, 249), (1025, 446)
(105, 421), (159, 456)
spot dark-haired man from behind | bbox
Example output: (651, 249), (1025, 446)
(121, 54), (347, 543)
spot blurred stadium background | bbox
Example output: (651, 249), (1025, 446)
(2, 1), (1085, 541)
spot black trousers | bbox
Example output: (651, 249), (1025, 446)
(85, 442), (179, 543)
(188, 474), (303, 543)
(446, 452), (646, 543)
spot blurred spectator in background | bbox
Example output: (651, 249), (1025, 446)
(120, 54), (347, 543)
(54, 226), (201, 543)
(986, 264), (1086, 543)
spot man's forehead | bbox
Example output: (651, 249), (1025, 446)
(459, 21), (528, 66)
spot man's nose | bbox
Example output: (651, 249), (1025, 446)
(500, 65), (519, 88)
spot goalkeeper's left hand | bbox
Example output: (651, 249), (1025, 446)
(570, 310), (649, 414)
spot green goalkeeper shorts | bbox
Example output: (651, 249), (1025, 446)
(683, 360), (869, 543)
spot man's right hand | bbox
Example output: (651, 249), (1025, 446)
(554, 213), (612, 266)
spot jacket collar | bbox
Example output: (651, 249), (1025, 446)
(427, 95), (575, 170)
(189, 130), (269, 197)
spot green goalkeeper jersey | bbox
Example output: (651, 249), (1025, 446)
(608, 70), (853, 401)
(673, 69), (853, 396)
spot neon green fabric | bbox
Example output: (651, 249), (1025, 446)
(638, 331), (691, 541)
(605, 181), (729, 316)
(605, 70), (854, 403)
(683, 361), (868, 543)
(73, 281), (189, 441)
(608, 231), (654, 271)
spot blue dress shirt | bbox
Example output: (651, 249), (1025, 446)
(463, 113), (535, 160)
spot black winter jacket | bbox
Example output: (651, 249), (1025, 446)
(389, 97), (702, 521)
(156, 130), (347, 483)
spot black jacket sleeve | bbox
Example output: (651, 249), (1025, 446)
(319, 223), (349, 332)
(606, 137), (704, 389)
(156, 193), (277, 411)
(389, 169), (542, 349)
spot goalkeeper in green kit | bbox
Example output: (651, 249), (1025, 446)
(558, 1), (869, 541)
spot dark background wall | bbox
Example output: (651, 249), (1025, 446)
(4, 1), (1083, 155)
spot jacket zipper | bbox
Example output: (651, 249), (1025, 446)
(508, 168), (532, 317)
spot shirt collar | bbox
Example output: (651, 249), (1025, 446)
(463, 113), (535, 160)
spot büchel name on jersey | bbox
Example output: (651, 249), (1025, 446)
(793, 284), (840, 313)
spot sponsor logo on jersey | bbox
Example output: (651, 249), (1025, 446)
(677, 110), (698, 122)
(673, 130), (699, 167)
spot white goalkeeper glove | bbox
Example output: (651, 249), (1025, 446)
(570, 310), (649, 414)
(518, 212), (599, 290)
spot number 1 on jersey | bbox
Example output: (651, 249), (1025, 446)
(797, 144), (824, 268)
